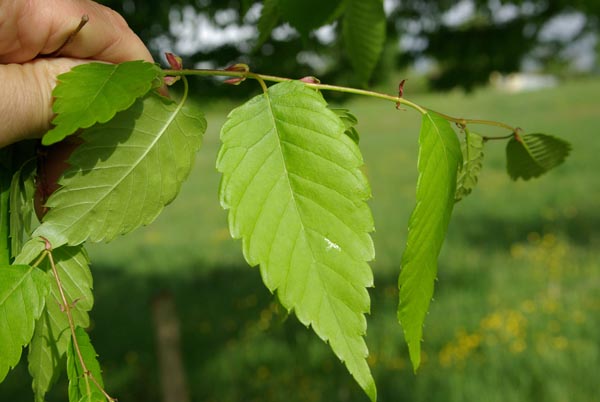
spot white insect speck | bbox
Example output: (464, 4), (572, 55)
(324, 237), (341, 251)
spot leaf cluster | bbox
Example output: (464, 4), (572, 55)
(0, 58), (572, 402)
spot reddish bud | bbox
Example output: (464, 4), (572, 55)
(396, 79), (407, 110)
(164, 76), (181, 86)
(165, 52), (183, 70)
(223, 77), (247, 85)
(299, 76), (321, 84)
(225, 63), (250, 73)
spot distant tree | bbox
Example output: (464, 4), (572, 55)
(100, 0), (599, 93)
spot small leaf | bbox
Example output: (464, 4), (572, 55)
(455, 129), (484, 201)
(33, 93), (206, 248)
(217, 81), (376, 401)
(27, 246), (93, 402)
(279, 0), (343, 37)
(0, 264), (50, 381)
(257, 0), (281, 46)
(398, 112), (462, 371)
(67, 327), (105, 402)
(331, 108), (360, 144)
(43, 61), (164, 145)
(13, 238), (46, 266)
(506, 133), (571, 180)
(9, 159), (36, 256)
(343, 0), (386, 85)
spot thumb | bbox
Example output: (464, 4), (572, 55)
(0, 58), (87, 148)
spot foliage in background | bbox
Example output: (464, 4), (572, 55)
(99, 0), (599, 93)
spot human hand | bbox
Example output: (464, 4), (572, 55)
(0, 0), (154, 148)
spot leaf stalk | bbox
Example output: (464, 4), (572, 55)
(45, 244), (116, 402)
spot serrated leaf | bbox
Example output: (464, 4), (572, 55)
(257, 0), (281, 46)
(67, 327), (105, 402)
(455, 129), (484, 201)
(33, 92), (206, 247)
(279, 0), (343, 37)
(217, 81), (376, 401)
(506, 133), (571, 180)
(0, 264), (50, 381)
(10, 159), (36, 256)
(331, 108), (360, 144)
(343, 0), (386, 85)
(43, 61), (164, 145)
(28, 246), (93, 402)
(398, 112), (461, 371)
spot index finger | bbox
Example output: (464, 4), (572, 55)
(0, 0), (153, 64)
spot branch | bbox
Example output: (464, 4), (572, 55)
(163, 68), (525, 135)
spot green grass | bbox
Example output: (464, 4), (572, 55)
(2, 77), (600, 402)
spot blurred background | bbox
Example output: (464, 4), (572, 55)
(2, 1), (600, 401)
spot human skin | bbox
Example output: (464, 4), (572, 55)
(0, 0), (154, 148)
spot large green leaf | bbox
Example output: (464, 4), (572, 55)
(33, 92), (206, 247)
(0, 264), (50, 381)
(43, 61), (164, 145)
(67, 327), (105, 402)
(398, 112), (462, 371)
(217, 81), (376, 401)
(506, 133), (571, 180)
(279, 0), (343, 37)
(455, 129), (484, 201)
(342, 0), (386, 85)
(25, 246), (93, 402)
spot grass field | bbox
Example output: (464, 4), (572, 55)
(2, 76), (599, 402)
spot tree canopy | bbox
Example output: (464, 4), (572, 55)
(100, 0), (599, 92)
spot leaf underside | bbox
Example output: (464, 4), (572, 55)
(217, 81), (376, 401)
(34, 93), (206, 247)
(44, 61), (163, 145)
(455, 130), (484, 201)
(0, 264), (49, 382)
(26, 246), (94, 402)
(343, 0), (386, 85)
(506, 133), (571, 180)
(398, 112), (462, 371)
(67, 327), (105, 402)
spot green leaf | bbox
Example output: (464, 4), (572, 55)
(0, 264), (50, 382)
(67, 327), (105, 402)
(331, 108), (360, 144)
(27, 246), (93, 402)
(398, 112), (462, 371)
(0, 149), (12, 265)
(455, 129), (484, 201)
(343, 0), (386, 85)
(13, 238), (46, 266)
(257, 0), (281, 46)
(43, 61), (164, 146)
(217, 81), (376, 401)
(279, 0), (343, 37)
(34, 92), (206, 247)
(506, 133), (571, 180)
(10, 159), (36, 256)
